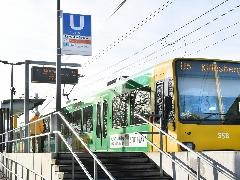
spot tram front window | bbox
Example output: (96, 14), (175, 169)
(176, 60), (240, 124)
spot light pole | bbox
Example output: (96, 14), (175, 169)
(0, 60), (24, 152)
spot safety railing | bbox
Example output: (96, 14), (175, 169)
(135, 114), (237, 180)
(0, 112), (115, 180)
(0, 152), (47, 180)
(56, 111), (115, 180)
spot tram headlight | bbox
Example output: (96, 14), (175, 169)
(180, 142), (196, 151)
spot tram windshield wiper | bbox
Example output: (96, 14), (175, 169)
(203, 112), (226, 120)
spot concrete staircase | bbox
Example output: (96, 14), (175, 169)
(54, 152), (172, 180)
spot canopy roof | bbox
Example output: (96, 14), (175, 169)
(1, 99), (45, 115)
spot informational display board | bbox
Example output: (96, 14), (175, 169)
(62, 13), (92, 56)
(110, 133), (147, 148)
(31, 66), (78, 84)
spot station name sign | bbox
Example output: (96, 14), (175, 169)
(31, 66), (78, 84)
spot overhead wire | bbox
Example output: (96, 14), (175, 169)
(78, 18), (240, 94)
(78, 4), (240, 90)
(109, 0), (127, 17)
(83, 0), (176, 67)
(108, 4), (240, 74)
(83, 0), (232, 80)
(185, 33), (239, 57)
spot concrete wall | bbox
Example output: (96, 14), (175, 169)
(0, 153), (61, 180)
(147, 151), (240, 180)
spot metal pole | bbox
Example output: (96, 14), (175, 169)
(197, 157), (200, 180)
(9, 64), (14, 153)
(6, 109), (9, 152)
(94, 159), (98, 180)
(0, 109), (3, 152)
(56, 0), (61, 111)
(56, 0), (62, 154)
(159, 117), (163, 176)
(3, 109), (5, 152)
(24, 60), (30, 153)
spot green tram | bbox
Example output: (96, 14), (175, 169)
(61, 58), (240, 152)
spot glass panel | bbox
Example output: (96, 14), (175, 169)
(130, 87), (151, 125)
(176, 60), (240, 124)
(83, 106), (93, 132)
(112, 93), (129, 128)
(96, 103), (101, 138)
(103, 100), (108, 138)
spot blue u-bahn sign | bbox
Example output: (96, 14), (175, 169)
(62, 13), (92, 56)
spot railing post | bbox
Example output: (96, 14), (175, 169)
(5, 132), (8, 153)
(49, 114), (54, 153)
(159, 117), (163, 176)
(15, 161), (17, 180)
(21, 164), (23, 179)
(19, 127), (21, 153)
(197, 157), (200, 180)
(94, 159), (98, 180)
(47, 134), (51, 153)
(1, 135), (2, 152)
(10, 159), (13, 180)
(52, 114), (59, 153)
(72, 155), (75, 179)
(35, 122), (37, 153)
(1, 155), (4, 174)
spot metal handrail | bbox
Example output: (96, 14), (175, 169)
(0, 131), (91, 180)
(0, 152), (47, 180)
(0, 160), (21, 180)
(0, 111), (115, 180)
(135, 114), (237, 180)
(56, 112), (115, 180)
(137, 132), (197, 179)
(55, 131), (93, 180)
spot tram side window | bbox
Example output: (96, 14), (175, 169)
(83, 106), (93, 132)
(96, 103), (101, 138)
(112, 93), (129, 128)
(130, 86), (151, 125)
(72, 109), (83, 133)
(103, 100), (108, 137)
(60, 107), (74, 122)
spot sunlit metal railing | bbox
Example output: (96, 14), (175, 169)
(0, 111), (115, 180)
(135, 114), (237, 180)
(0, 152), (47, 180)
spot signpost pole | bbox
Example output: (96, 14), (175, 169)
(56, 0), (61, 153)
(24, 60), (30, 153)
(56, 0), (61, 112)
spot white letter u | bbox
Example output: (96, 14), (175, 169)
(70, 15), (84, 31)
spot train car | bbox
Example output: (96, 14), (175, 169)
(62, 58), (240, 152)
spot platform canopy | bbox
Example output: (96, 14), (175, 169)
(1, 99), (45, 115)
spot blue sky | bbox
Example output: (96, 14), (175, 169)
(0, 0), (239, 114)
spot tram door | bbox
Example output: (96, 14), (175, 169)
(95, 100), (108, 151)
(153, 79), (174, 152)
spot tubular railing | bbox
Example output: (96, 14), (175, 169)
(135, 114), (237, 180)
(0, 112), (115, 180)
(0, 152), (47, 180)
(56, 112), (115, 180)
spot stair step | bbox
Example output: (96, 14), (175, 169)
(63, 171), (172, 180)
(62, 170), (168, 179)
(56, 157), (149, 165)
(57, 162), (157, 171)
(56, 152), (145, 160)
(55, 152), (172, 180)
(63, 176), (172, 180)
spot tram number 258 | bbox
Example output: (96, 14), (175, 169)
(217, 132), (230, 139)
